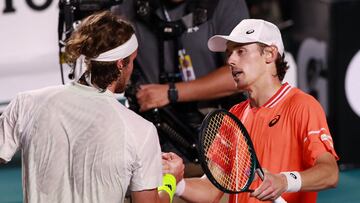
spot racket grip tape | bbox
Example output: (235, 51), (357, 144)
(158, 174), (177, 203)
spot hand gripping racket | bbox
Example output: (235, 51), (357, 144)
(198, 109), (287, 203)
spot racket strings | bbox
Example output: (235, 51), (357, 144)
(204, 113), (254, 191)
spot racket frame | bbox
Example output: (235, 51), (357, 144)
(198, 109), (259, 194)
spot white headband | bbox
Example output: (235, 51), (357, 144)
(91, 34), (138, 61)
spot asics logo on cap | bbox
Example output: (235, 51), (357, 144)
(246, 29), (255, 34)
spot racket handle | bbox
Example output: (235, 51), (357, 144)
(274, 197), (287, 203)
(256, 169), (287, 203)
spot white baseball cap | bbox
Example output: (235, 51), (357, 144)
(208, 19), (284, 55)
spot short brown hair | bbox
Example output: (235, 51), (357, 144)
(258, 43), (289, 81)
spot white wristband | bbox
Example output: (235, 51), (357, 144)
(175, 179), (186, 196)
(281, 171), (302, 192)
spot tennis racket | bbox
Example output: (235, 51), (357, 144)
(198, 109), (287, 203)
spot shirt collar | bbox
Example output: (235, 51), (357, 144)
(263, 82), (292, 108)
(70, 82), (115, 98)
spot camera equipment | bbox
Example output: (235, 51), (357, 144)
(125, 65), (203, 163)
(60, 0), (123, 22)
(125, 0), (221, 163)
(135, 0), (218, 39)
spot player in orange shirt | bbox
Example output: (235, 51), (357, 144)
(163, 19), (339, 203)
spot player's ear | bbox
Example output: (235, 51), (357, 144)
(116, 59), (124, 70)
(264, 45), (278, 64)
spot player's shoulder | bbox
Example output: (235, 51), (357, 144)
(118, 106), (155, 133)
(120, 108), (159, 153)
(19, 85), (63, 96)
(230, 100), (249, 114)
(14, 85), (64, 104)
(287, 87), (323, 109)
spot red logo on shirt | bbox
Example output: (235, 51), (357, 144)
(269, 115), (280, 127)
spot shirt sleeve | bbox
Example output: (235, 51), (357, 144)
(297, 96), (339, 167)
(0, 94), (22, 162)
(130, 124), (162, 191)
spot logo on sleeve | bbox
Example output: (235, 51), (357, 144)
(268, 115), (280, 127)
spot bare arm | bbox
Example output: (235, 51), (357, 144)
(136, 65), (239, 112)
(179, 177), (224, 203)
(300, 152), (339, 190)
(177, 65), (238, 102)
(131, 189), (170, 203)
(251, 152), (339, 201)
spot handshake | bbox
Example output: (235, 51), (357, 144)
(162, 152), (185, 183)
(159, 152), (186, 201)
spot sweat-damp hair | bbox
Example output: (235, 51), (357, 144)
(65, 11), (135, 89)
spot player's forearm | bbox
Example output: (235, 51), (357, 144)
(131, 190), (170, 203)
(299, 152), (339, 191)
(179, 177), (223, 203)
(158, 191), (170, 203)
(177, 65), (239, 102)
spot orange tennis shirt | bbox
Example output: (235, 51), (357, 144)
(228, 83), (339, 203)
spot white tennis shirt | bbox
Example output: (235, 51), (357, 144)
(0, 82), (162, 203)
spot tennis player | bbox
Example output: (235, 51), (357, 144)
(166, 19), (339, 203)
(0, 11), (183, 203)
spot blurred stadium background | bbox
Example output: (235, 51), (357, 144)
(1, 0), (360, 202)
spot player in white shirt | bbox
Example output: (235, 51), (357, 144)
(0, 11), (183, 203)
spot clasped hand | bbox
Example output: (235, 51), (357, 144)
(161, 152), (184, 183)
